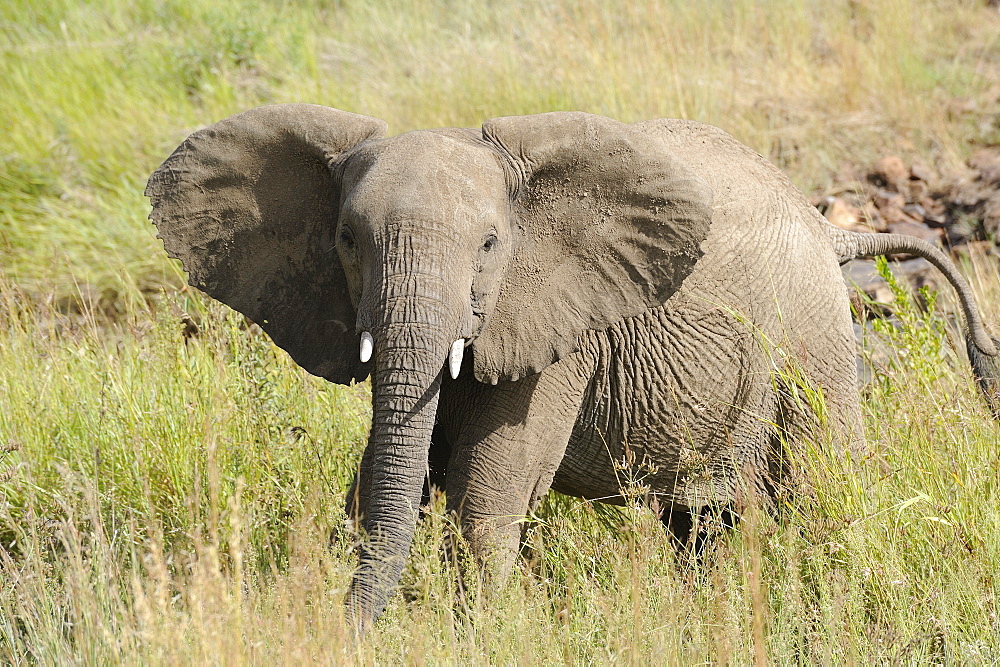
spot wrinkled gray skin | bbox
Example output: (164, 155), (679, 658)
(147, 104), (1000, 633)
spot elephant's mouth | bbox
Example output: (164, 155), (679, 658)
(469, 295), (489, 339)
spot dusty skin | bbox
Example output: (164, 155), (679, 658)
(146, 104), (1000, 633)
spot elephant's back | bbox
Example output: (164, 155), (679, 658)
(633, 119), (800, 201)
(634, 118), (832, 242)
(638, 118), (854, 377)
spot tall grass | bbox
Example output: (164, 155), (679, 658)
(3, 272), (1000, 661)
(2, 0), (1000, 662)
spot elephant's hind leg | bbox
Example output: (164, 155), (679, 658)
(774, 333), (865, 460)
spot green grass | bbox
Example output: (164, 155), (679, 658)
(2, 0), (1000, 662)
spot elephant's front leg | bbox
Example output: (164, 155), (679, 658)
(444, 356), (593, 576)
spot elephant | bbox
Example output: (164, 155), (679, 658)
(146, 104), (1000, 633)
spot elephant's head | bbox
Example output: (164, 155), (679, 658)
(146, 104), (713, 631)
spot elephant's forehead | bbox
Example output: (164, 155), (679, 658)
(345, 131), (506, 223)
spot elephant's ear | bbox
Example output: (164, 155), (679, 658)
(475, 112), (713, 383)
(146, 104), (387, 384)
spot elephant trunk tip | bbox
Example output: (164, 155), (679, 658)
(967, 332), (1000, 419)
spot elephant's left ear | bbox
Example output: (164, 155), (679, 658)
(475, 112), (714, 383)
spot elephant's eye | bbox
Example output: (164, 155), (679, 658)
(482, 235), (497, 253)
(339, 229), (356, 252)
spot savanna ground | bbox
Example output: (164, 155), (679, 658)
(2, 0), (1000, 662)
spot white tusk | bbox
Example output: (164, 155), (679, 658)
(360, 331), (373, 363)
(449, 339), (465, 379)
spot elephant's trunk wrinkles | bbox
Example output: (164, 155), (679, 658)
(347, 268), (451, 633)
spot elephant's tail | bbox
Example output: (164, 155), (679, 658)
(829, 227), (1000, 417)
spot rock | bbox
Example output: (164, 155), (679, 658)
(918, 195), (948, 226)
(948, 176), (989, 208)
(872, 190), (906, 217)
(968, 147), (1000, 185)
(909, 161), (937, 184)
(906, 162), (935, 198)
(984, 193), (1000, 236)
(893, 258), (943, 292)
(821, 196), (866, 231)
(902, 203), (926, 223)
(947, 215), (981, 246)
(941, 147), (1000, 237)
(818, 150), (1000, 280)
(873, 190), (914, 226)
(843, 260), (894, 309)
(874, 191), (905, 209)
(870, 156), (909, 193)
(908, 179), (929, 198)
(860, 201), (889, 232)
(823, 149), (1000, 268)
(886, 219), (943, 248)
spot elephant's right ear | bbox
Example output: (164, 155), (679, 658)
(146, 104), (387, 384)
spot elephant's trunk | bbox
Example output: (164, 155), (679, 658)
(346, 260), (455, 632)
